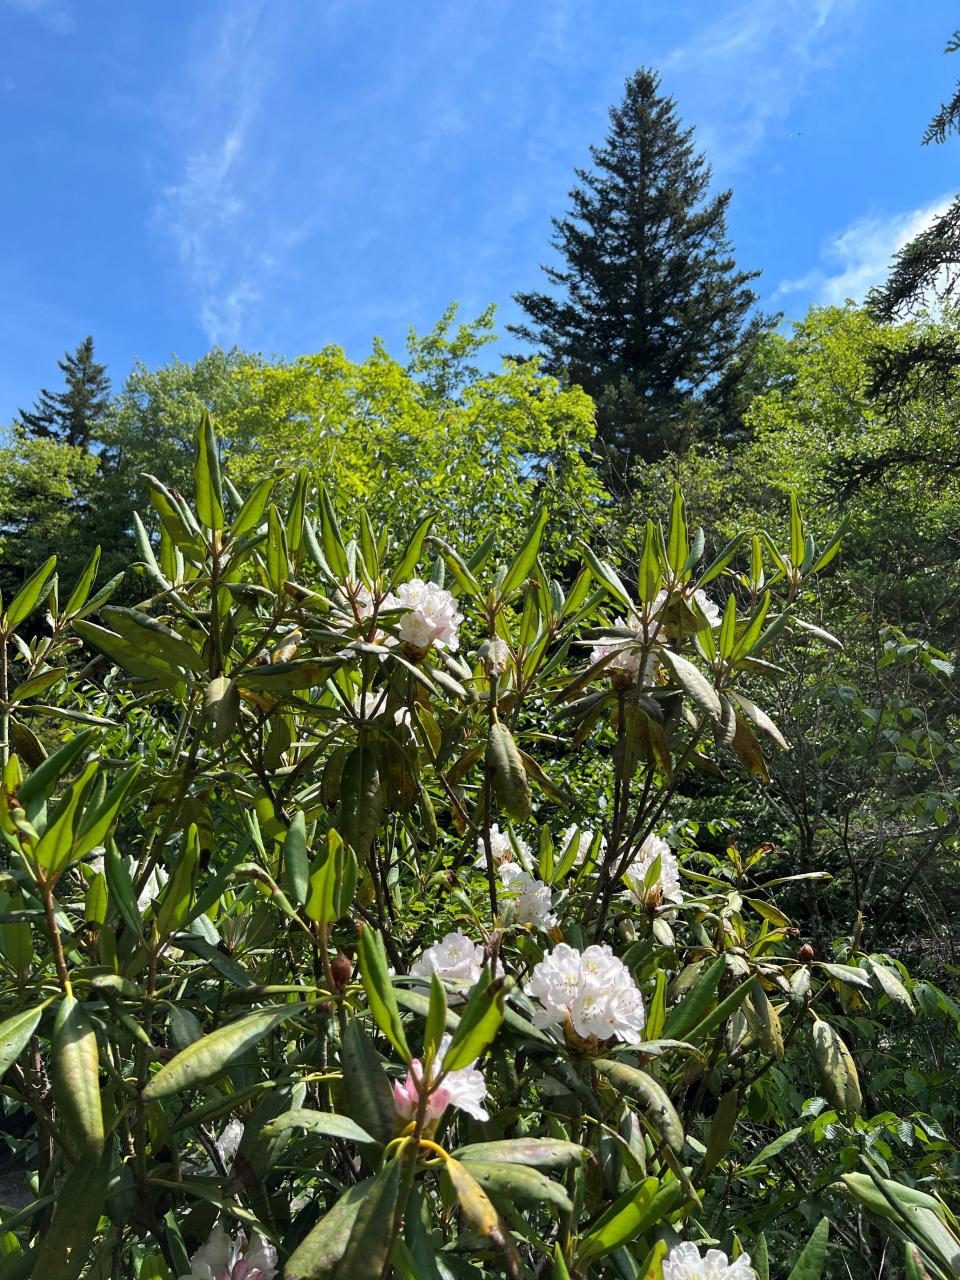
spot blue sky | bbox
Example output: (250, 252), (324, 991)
(1, 0), (957, 420)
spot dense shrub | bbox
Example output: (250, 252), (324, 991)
(0, 419), (956, 1279)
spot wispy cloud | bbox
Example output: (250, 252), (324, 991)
(152, 1), (308, 347)
(778, 195), (954, 306)
(3, 0), (73, 35)
(664, 0), (862, 171)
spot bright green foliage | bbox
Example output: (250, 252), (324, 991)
(221, 305), (602, 558)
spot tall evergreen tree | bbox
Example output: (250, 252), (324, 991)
(17, 335), (111, 449)
(510, 69), (770, 468)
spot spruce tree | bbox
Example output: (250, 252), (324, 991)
(511, 69), (770, 468)
(17, 335), (111, 449)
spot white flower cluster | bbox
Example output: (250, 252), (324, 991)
(381, 579), (463, 652)
(627, 833), (683, 906)
(487, 823), (531, 865)
(525, 943), (646, 1044)
(589, 614), (655, 687)
(648, 587), (722, 629)
(393, 1032), (489, 1127)
(499, 861), (557, 930)
(411, 931), (484, 987)
(180, 1220), (277, 1280)
(663, 1242), (757, 1280)
(560, 824), (606, 868)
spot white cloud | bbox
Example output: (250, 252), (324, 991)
(778, 195), (954, 306)
(664, 0), (862, 171)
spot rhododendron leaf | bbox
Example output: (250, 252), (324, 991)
(500, 505), (548, 597)
(594, 1059), (684, 1154)
(0, 1002), (49, 1080)
(194, 409), (223, 531)
(786, 1216), (830, 1279)
(284, 1178), (374, 1278)
(331, 1155), (403, 1279)
(487, 722), (531, 821)
(661, 649), (722, 720)
(424, 972), (447, 1065)
(580, 542), (633, 608)
(452, 1138), (589, 1169)
(230, 475), (274, 539)
(341, 1020), (400, 1146)
(3, 554), (56, 633)
(575, 1175), (660, 1264)
(810, 514), (849, 574)
(283, 810), (309, 906)
(30, 1148), (111, 1280)
(388, 513), (435, 591)
(260, 1107), (375, 1146)
(457, 1158), (572, 1212)
(667, 484), (688, 576)
(703, 1087), (739, 1174)
(662, 956), (725, 1039)
(863, 957), (914, 1014)
(684, 975), (756, 1044)
(442, 968), (506, 1072)
(444, 1157), (523, 1279)
(811, 1019), (862, 1115)
(142, 1005), (299, 1101)
(357, 924), (411, 1062)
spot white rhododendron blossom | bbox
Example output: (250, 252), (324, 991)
(393, 1032), (489, 1128)
(628, 834), (683, 906)
(590, 616), (654, 686)
(525, 943), (646, 1044)
(484, 823), (532, 866)
(663, 1242), (757, 1280)
(499, 861), (557, 930)
(648, 587), (722, 629)
(179, 1220), (278, 1280)
(184, 1118), (244, 1176)
(561, 824), (607, 867)
(381, 579), (463, 652)
(335, 580), (376, 621)
(411, 931), (484, 986)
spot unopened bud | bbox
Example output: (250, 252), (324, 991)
(478, 638), (510, 677)
(799, 943), (814, 963)
(331, 952), (353, 990)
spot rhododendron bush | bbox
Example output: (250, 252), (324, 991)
(0, 416), (956, 1279)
